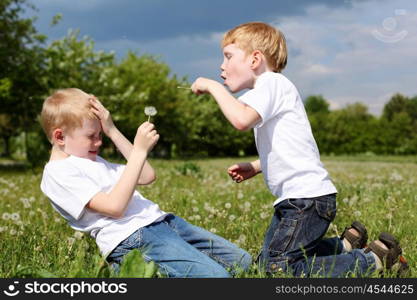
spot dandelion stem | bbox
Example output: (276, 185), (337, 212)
(148, 115), (150, 122)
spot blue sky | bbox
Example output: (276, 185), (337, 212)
(26, 0), (417, 115)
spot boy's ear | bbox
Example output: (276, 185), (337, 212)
(52, 128), (65, 146)
(250, 50), (263, 70)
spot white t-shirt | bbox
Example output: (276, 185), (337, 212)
(239, 72), (337, 206)
(40, 155), (167, 257)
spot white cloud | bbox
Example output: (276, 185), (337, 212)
(272, 0), (417, 115)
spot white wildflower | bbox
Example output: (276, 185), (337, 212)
(390, 172), (403, 182)
(11, 212), (20, 222)
(2, 213), (11, 220)
(224, 203), (232, 209)
(260, 212), (269, 219)
(144, 106), (157, 121)
(228, 214), (236, 222)
(73, 231), (84, 240)
(210, 228), (217, 233)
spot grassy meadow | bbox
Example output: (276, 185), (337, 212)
(0, 155), (415, 278)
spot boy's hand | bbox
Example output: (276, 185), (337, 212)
(133, 122), (159, 154)
(191, 77), (215, 95)
(227, 162), (258, 183)
(89, 96), (116, 137)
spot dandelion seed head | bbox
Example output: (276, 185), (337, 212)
(144, 106), (157, 116)
(260, 212), (269, 219)
(73, 232), (83, 240)
(11, 212), (20, 221)
(2, 213), (11, 220)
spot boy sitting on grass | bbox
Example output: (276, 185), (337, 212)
(39, 88), (251, 277)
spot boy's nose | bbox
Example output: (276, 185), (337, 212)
(220, 59), (226, 71)
(95, 139), (102, 147)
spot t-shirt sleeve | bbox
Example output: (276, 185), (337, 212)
(239, 74), (284, 128)
(96, 156), (125, 179)
(41, 163), (102, 220)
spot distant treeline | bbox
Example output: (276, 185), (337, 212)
(305, 94), (417, 155)
(1, 0), (416, 166)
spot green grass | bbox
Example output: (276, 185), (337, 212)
(0, 156), (415, 277)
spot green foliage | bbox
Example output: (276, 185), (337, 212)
(174, 161), (201, 177)
(3, 1), (417, 162)
(304, 95), (329, 114)
(117, 249), (157, 278)
(44, 29), (115, 92)
(13, 265), (58, 278)
(0, 0), (47, 161)
(307, 94), (417, 155)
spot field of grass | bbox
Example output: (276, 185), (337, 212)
(0, 156), (415, 278)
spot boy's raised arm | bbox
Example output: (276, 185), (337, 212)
(89, 97), (156, 185)
(191, 77), (261, 131)
(87, 122), (159, 218)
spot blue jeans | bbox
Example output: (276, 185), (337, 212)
(258, 194), (377, 277)
(107, 214), (252, 278)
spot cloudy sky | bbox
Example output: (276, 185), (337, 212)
(26, 0), (417, 115)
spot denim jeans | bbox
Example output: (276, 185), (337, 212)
(107, 214), (252, 278)
(258, 194), (377, 277)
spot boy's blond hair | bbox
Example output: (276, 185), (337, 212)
(221, 22), (287, 73)
(40, 88), (97, 142)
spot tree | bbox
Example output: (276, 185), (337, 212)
(0, 0), (47, 159)
(324, 103), (378, 154)
(304, 95), (330, 153)
(304, 95), (330, 115)
(382, 93), (409, 122)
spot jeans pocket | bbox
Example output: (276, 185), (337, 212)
(268, 217), (298, 256)
(315, 196), (337, 222)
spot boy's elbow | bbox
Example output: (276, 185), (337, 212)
(105, 202), (126, 218)
(138, 173), (156, 185)
(106, 207), (125, 219)
(146, 173), (157, 184)
(233, 119), (252, 131)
